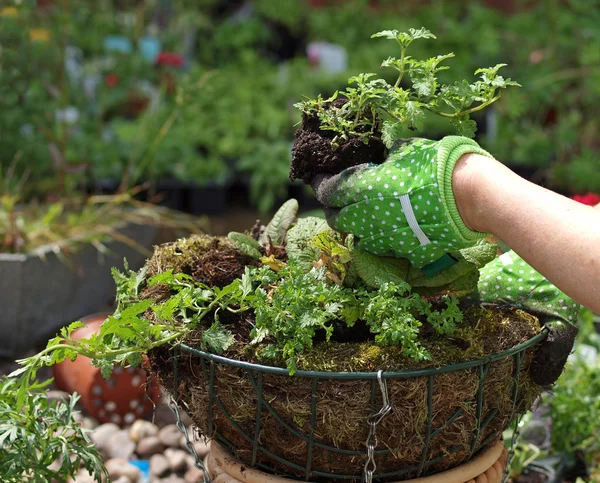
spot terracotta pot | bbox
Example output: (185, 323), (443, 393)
(205, 440), (508, 483)
(52, 313), (161, 426)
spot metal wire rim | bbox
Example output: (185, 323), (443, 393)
(174, 328), (548, 481)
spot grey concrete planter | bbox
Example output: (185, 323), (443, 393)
(0, 222), (157, 358)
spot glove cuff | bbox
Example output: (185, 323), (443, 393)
(437, 136), (492, 244)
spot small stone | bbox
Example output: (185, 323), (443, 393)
(160, 476), (186, 483)
(105, 458), (140, 482)
(137, 436), (165, 457)
(91, 423), (120, 453)
(46, 389), (70, 404)
(184, 465), (207, 483)
(150, 454), (170, 477)
(105, 429), (136, 460)
(112, 477), (131, 483)
(130, 419), (159, 442)
(165, 448), (189, 473)
(158, 424), (182, 448)
(79, 416), (99, 430)
(154, 401), (193, 428)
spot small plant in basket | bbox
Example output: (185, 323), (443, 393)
(9, 28), (580, 483)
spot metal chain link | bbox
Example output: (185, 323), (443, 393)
(168, 395), (212, 483)
(364, 371), (392, 483)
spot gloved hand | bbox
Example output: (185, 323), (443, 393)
(312, 136), (492, 272)
(466, 250), (580, 387)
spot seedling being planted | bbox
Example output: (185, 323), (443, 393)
(291, 27), (520, 183)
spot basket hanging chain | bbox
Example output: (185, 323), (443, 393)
(364, 370), (392, 483)
(168, 395), (212, 483)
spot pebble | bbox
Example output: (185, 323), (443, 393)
(106, 429), (136, 460)
(150, 454), (170, 477)
(154, 401), (193, 428)
(105, 458), (141, 482)
(165, 448), (188, 473)
(137, 436), (165, 457)
(160, 476), (186, 483)
(112, 477), (131, 483)
(91, 423), (120, 454)
(184, 465), (207, 483)
(158, 424), (183, 448)
(46, 389), (70, 404)
(130, 419), (159, 442)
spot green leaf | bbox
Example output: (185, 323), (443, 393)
(459, 241), (498, 268)
(227, 232), (262, 259)
(202, 322), (235, 354)
(262, 198), (299, 245)
(286, 217), (329, 269)
(352, 249), (411, 288)
(451, 117), (478, 138)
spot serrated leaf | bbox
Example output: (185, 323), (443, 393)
(412, 270), (480, 298)
(451, 117), (477, 138)
(202, 322), (234, 354)
(381, 120), (405, 148)
(352, 249), (410, 288)
(261, 199), (299, 245)
(286, 217), (329, 269)
(406, 101), (426, 131)
(228, 232), (262, 259)
(459, 241), (498, 268)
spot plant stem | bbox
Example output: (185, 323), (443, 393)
(394, 46), (406, 88)
(435, 96), (501, 118)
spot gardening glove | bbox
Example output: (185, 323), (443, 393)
(466, 250), (580, 387)
(312, 136), (492, 274)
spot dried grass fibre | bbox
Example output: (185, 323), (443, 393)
(149, 309), (542, 482)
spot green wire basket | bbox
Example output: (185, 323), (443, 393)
(162, 329), (547, 483)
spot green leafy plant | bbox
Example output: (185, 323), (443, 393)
(0, 377), (106, 483)
(10, 199), (502, 395)
(294, 27), (519, 147)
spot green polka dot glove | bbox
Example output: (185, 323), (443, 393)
(312, 136), (492, 272)
(467, 250), (580, 387)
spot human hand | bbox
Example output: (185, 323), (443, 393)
(467, 250), (580, 387)
(312, 136), (493, 271)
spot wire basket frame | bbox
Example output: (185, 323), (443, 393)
(172, 329), (547, 482)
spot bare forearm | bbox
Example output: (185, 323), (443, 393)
(454, 154), (600, 312)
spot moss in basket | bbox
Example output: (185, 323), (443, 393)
(290, 27), (519, 183)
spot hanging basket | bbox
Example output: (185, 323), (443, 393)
(149, 329), (546, 482)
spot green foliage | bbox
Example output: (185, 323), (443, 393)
(0, 377), (106, 483)
(352, 249), (411, 288)
(262, 198), (299, 245)
(362, 282), (430, 360)
(285, 216), (330, 269)
(407, 241), (497, 295)
(295, 27), (519, 147)
(547, 311), (600, 457)
(227, 232), (262, 259)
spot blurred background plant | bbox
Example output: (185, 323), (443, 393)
(3, 0), (597, 218)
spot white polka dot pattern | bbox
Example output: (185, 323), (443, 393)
(326, 138), (480, 268)
(468, 251), (580, 324)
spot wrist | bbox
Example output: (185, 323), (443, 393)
(452, 153), (494, 233)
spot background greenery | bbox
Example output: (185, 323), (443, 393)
(2, 0), (598, 211)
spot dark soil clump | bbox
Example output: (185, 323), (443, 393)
(192, 239), (259, 288)
(290, 100), (387, 184)
(145, 235), (258, 288)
